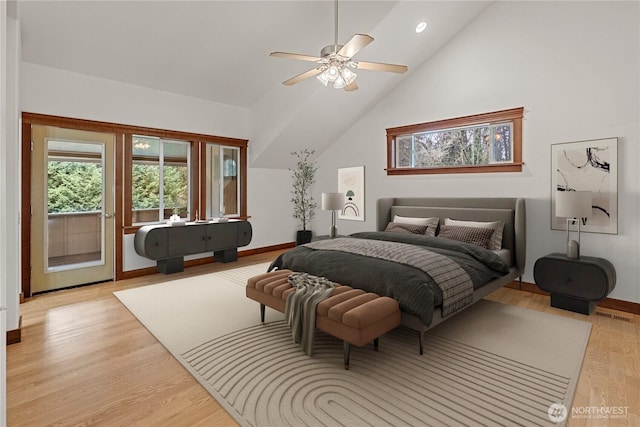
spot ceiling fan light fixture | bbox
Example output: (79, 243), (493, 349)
(316, 63), (357, 89)
(342, 67), (357, 85)
(316, 70), (331, 86)
(327, 66), (339, 82)
(333, 73), (346, 89)
(270, 0), (407, 91)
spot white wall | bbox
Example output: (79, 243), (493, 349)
(21, 62), (249, 138)
(315, 1), (640, 303)
(0, 4), (7, 425)
(4, 17), (20, 331)
(0, 4), (21, 425)
(20, 63), (297, 272)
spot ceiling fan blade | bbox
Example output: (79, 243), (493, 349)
(355, 60), (408, 74)
(337, 34), (374, 58)
(282, 67), (323, 86)
(270, 52), (322, 63)
(344, 81), (358, 92)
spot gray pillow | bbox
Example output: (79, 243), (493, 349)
(385, 222), (428, 235)
(392, 215), (439, 236)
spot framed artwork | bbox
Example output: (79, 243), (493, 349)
(551, 137), (618, 234)
(338, 166), (365, 221)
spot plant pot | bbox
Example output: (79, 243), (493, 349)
(296, 230), (313, 245)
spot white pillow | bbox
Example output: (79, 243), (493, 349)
(393, 215), (439, 226)
(443, 218), (504, 250)
(393, 215), (439, 237)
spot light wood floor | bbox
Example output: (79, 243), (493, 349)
(7, 251), (639, 426)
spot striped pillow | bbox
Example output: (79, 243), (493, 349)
(393, 215), (439, 237)
(438, 225), (495, 249)
(385, 222), (428, 235)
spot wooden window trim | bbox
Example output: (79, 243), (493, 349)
(115, 133), (125, 280)
(127, 135), (195, 226)
(22, 112), (247, 147)
(21, 112), (248, 292)
(196, 142), (248, 224)
(123, 134), (133, 228)
(386, 107), (524, 175)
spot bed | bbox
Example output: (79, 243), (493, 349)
(269, 197), (526, 353)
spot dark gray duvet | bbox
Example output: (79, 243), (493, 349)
(268, 231), (509, 326)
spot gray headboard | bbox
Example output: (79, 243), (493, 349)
(377, 197), (526, 274)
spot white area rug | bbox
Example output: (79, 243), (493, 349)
(114, 263), (591, 427)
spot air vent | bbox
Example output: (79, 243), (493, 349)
(595, 311), (631, 322)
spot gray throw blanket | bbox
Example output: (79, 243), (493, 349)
(284, 272), (335, 355)
(305, 238), (473, 317)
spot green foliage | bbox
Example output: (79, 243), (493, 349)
(132, 164), (188, 213)
(290, 149), (317, 230)
(47, 160), (188, 216)
(132, 164), (160, 209)
(47, 161), (102, 213)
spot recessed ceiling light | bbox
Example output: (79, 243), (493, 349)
(415, 21), (427, 33)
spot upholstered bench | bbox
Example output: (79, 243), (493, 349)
(246, 269), (401, 369)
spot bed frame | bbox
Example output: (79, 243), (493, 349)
(376, 197), (526, 353)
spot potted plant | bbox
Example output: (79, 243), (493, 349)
(290, 149), (318, 245)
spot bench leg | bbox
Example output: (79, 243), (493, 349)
(343, 341), (351, 370)
(373, 337), (379, 351)
(418, 331), (424, 355)
(260, 304), (265, 323)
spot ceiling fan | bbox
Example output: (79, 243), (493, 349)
(270, 0), (408, 91)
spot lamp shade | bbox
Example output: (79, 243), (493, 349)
(556, 191), (592, 219)
(322, 192), (344, 211)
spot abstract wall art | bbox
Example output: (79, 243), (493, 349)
(338, 166), (365, 221)
(551, 137), (618, 234)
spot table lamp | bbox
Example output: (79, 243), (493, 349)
(321, 192), (344, 238)
(555, 190), (592, 259)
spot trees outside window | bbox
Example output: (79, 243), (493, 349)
(131, 136), (190, 223)
(386, 107), (523, 175)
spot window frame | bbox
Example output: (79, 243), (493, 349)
(386, 107), (524, 175)
(22, 112), (248, 289)
(123, 131), (247, 233)
(202, 143), (243, 219)
(130, 135), (192, 225)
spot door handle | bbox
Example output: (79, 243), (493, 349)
(98, 213), (115, 218)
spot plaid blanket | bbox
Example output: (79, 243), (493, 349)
(305, 238), (472, 317)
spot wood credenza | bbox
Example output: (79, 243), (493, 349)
(134, 219), (252, 274)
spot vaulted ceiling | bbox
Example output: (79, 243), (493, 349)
(17, 1), (492, 167)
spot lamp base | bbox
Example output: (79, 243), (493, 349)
(567, 240), (580, 259)
(329, 225), (337, 238)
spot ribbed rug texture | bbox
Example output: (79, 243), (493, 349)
(114, 262), (591, 427)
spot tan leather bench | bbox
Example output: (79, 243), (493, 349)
(246, 269), (401, 369)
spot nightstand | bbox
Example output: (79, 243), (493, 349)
(533, 253), (616, 314)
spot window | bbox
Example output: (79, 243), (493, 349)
(205, 144), (240, 218)
(47, 140), (103, 213)
(131, 135), (191, 224)
(22, 112), (248, 289)
(386, 107), (523, 175)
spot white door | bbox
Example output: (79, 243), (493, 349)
(31, 125), (115, 293)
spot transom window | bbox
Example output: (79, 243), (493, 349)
(386, 107), (524, 175)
